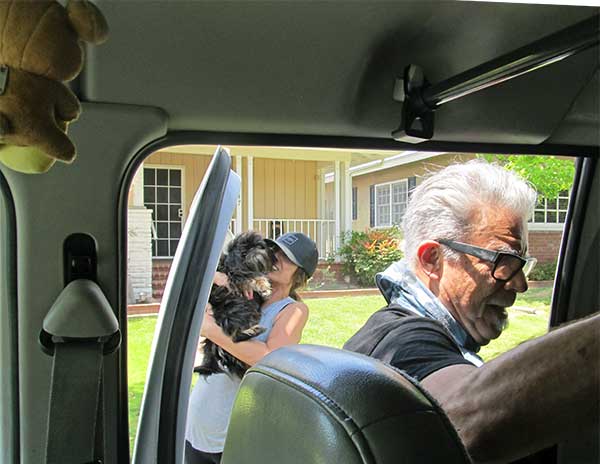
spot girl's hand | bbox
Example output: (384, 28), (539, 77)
(213, 271), (229, 288)
(213, 271), (254, 300)
(200, 303), (222, 340)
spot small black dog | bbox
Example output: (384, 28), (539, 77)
(194, 231), (274, 378)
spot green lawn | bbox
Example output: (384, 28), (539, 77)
(127, 286), (552, 445)
(127, 316), (157, 449)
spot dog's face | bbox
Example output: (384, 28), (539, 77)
(245, 245), (275, 273)
(225, 231), (275, 273)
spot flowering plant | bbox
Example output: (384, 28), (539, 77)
(339, 227), (403, 287)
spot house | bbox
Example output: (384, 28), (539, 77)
(127, 146), (570, 302)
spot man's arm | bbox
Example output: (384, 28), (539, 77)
(421, 312), (600, 464)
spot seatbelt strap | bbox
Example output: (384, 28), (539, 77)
(45, 342), (103, 464)
(40, 279), (119, 464)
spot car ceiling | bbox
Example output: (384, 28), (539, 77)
(84, 1), (599, 149)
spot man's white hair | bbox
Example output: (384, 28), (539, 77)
(402, 159), (537, 264)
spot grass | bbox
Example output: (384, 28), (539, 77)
(127, 316), (157, 449)
(127, 286), (552, 446)
(300, 295), (387, 346)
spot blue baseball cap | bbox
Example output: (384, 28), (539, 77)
(265, 232), (319, 277)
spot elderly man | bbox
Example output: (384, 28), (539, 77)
(344, 160), (599, 464)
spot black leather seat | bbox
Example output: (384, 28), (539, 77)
(222, 345), (471, 463)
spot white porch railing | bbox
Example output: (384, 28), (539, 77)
(253, 218), (336, 259)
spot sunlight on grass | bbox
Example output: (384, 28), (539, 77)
(479, 286), (552, 360)
(301, 295), (387, 347)
(127, 316), (157, 449)
(127, 286), (552, 445)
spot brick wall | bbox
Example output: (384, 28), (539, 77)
(529, 230), (563, 263)
(310, 262), (347, 285)
(152, 259), (172, 300)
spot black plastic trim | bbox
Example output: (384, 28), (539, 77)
(551, 155), (597, 327)
(0, 169), (20, 464)
(117, 135), (196, 463)
(63, 233), (99, 285)
(165, 130), (599, 157)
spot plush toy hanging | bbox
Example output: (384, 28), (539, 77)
(0, 0), (108, 174)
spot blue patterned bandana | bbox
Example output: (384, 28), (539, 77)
(376, 259), (483, 367)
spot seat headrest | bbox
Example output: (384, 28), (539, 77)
(222, 345), (471, 464)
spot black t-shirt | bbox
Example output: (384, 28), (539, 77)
(343, 304), (476, 381)
(346, 305), (548, 464)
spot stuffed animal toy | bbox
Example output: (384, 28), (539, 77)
(0, 0), (108, 174)
(195, 231), (275, 379)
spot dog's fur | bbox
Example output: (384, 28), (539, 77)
(194, 231), (274, 379)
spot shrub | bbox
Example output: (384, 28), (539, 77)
(528, 260), (557, 281)
(339, 227), (403, 287)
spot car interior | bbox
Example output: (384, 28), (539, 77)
(0, 1), (598, 463)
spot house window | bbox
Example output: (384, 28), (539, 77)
(375, 179), (408, 227)
(143, 167), (183, 258)
(530, 190), (570, 225)
(352, 187), (357, 221)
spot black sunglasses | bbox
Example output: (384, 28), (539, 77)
(438, 239), (537, 282)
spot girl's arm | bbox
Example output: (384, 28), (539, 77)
(200, 301), (309, 366)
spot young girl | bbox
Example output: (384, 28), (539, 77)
(185, 232), (318, 464)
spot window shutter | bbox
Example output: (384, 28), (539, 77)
(369, 185), (375, 227)
(408, 176), (417, 198)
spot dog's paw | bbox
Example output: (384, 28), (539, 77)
(233, 324), (266, 342)
(252, 276), (272, 298)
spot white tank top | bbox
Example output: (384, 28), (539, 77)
(185, 296), (295, 453)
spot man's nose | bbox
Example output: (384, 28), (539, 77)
(505, 269), (528, 293)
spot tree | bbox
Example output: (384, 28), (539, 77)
(480, 154), (575, 198)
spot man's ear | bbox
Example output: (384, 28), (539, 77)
(416, 241), (443, 280)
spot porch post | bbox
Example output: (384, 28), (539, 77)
(132, 167), (145, 207)
(317, 168), (324, 220)
(247, 155), (254, 231)
(235, 155), (243, 234)
(128, 165), (153, 303)
(343, 160), (352, 234)
(334, 160), (341, 253)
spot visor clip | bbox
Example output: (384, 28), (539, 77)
(391, 64), (435, 144)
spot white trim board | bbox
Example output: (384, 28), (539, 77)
(528, 223), (565, 232)
(324, 151), (445, 182)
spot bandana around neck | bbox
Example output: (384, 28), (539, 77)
(376, 259), (483, 367)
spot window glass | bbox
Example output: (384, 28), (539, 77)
(391, 181), (407, 225)
(375, 184), (390, 226)
(375, 181), (408, 227)
(530, 191), (571, 225)
(126, 148), (575, 451)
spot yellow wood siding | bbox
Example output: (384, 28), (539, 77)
(253, 158), (317, 219)
(351, 153), (475, 230)
(324, 182), (334, 220)
(144, 152), (318, 224)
